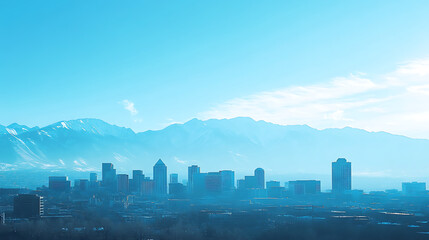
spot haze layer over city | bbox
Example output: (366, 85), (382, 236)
(1, 1), (429, 239)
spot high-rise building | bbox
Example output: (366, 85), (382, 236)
(220, 170), (235, 192)
(244, 176), (258, 189)
(266, 181), (284, 198)
(169, 183), (186, 197)
(74, 179), (89, 191)
(237, 179), (246, 190)
(153, 159), (167, 196)
(266, 181), (280, 189)
(170, 173), (178, 184)
(49, 176), (71, 191)
(402, 182), (426, 195)
(89, 172), (99, 189)
(133, 170), (143, 180)
(188, 165), (200, 193)
(255, 168), (265, 189)
(238, 168), (266, 190)
(90, 173), (97, 182)
(332, 158), (351, 193)
(193, 172), (208, 194)
(102, 163), (117, 190)
(13, 194), (43, 218)
(117, 174), (129, 193)
(141, 178), (155, 196)
(131, 170), (145, 193)
(289, 180), (321, 195)
(205, 172), (222, 193)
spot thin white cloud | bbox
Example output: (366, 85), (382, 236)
(199, 58), (429, 139)
(59, 159), (65, 166)
(174, 156), (187, 165)
(121, 100), (138, 116)
(395, 58), (429, 76)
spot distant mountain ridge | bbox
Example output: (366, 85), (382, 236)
(1, 117), (429, 180)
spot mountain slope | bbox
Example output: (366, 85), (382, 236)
(0, 119), (136, 170)
(1, 117), (429, 180)
(0, 123), (38, 135)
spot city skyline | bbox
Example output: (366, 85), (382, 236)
(2, 1), (429, 239)
(39, 157), (412, 194)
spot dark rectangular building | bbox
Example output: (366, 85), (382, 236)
(14, 194), (43, 218)
(332, 158), (351, 193)
(289, 180), (321, 195)
(49, 176), (71, 191)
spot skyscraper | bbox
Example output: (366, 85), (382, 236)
(102, 163), (117, 190)
(117, 174), (129, 193)
(89, 172), (99, 189)
(90, 173), (97, 182)
(170, 173), (178, 184)
(220, 170), (235, 192)
(255, 168), (265, 189)
(205, 172), (222, 193)
(288, 180), (321, 195)
(332, 158), (351, 193)
(266, 181), (280, 189)
(141, 178), (155, 196)
(131, 170), (144, 193)
(74, 179), (89, 191)
(133, 170), (143, 180)
(49, 176), (71, 191)
(402, 182), (426, 195)
(153, 159), (167, 196)
(188, 165), (200, 193)
(238, 168), (265, 190)
(193, 172), (208, 194)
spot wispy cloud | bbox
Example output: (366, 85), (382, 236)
(121, 100), (138, 116)
(395, 58), (429, 76)
(174, 156), (187, 165)
(199, 58), (429, 139)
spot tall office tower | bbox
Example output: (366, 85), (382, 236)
(205, 172), (222, 193)
(332, 158), (352, 193)
(74, 179), (89, 191)
(402, 182), (426, 195)
(141, 178), (155, 196)
(288, 180), (321, 195)
(220, 170), (235, 192)
(254, 168), (265, 189)
(153, 159), (167, 196)
(90, 173), (97, 182)
(117, 174), (129, 193)
(102, 163), (117, 189)
(89, 172), (99, 189)
(237, 179), (246, 190)
(133, 170), (143, 180)
(188, 165), (200, 193)
(131, 170), (144, 192)
(49, 176), (71, 191)
(169, 182), (186, 197)
(266, 181), (280, 189)
(13, 194), (43, 218)
(266, 181), (284, 198)
(244, 176), (257, 189)
(170, 173), (178, 184)
(193, 172), (208, 194)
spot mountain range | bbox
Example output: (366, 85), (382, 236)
(1, 117), (429, 184)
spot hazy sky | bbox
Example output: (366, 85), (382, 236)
(1, 1), (429, 138)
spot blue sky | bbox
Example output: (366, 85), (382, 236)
(1, 1), (429, 137)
